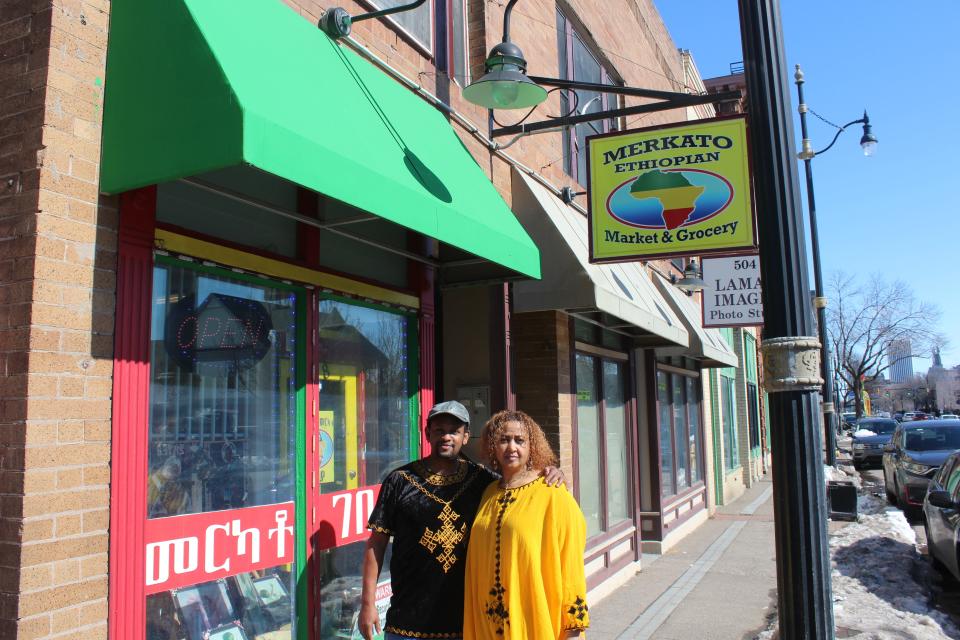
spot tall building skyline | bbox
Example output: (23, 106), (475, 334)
(888, 339), (914, 383)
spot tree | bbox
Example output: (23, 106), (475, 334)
(826, 272), (946, 418)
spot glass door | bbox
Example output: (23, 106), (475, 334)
(311, 298), (417, 639)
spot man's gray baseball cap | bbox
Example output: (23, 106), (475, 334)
(427, 400), (470, 426)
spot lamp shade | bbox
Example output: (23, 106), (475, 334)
(463, 41), (548, 110)
(676, 260), (705, 293)
(463, 68), (547, 109)
(860, 112), (877, 157)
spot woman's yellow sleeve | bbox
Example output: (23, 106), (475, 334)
(557, 490), (590, 632)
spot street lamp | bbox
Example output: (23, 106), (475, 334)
(794, 65), (877, 467)
(675, 259), (706, 294)
(461, 0), (738, 134)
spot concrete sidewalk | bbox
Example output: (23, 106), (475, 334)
(590, 478), (777, 639)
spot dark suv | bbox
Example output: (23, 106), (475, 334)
(883, 420), (960, 512)
(851, 418), (898, 470)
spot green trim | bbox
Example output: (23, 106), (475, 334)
(710, 369), (723, 505)
(320, 291), (417, 317)
(294, 292), (308, 640)
(103, 0), (541, 280)
(407, 315), (421, 459)
(154, 254), (301, 292)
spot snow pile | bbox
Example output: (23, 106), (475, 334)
(853, 428), (878, 437)
(825, 464), (863, 489)
(753, 477), (958, 639)
(827, 497), (960, 639)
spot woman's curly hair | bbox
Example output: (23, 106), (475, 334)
(481, 410), (557, 472)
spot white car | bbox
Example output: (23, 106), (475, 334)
(942, 414), (959, 420)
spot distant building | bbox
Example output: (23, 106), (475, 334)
(888, 339), (914, 383)
(704, 62), (747, 115)
(928, 349), (960, 413)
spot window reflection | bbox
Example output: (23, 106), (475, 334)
(146, 263), (298, 638)
(316, 300), (412, 637)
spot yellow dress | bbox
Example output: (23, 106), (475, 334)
(463, 477), (590, 640)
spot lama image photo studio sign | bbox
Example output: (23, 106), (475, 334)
(701, 254), (764, 328)
(587, 116), (756, 263)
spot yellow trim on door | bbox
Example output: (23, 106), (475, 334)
(155, 228), (420, 309)
(320, 365), (360, 490)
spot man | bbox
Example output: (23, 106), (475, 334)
(358, 401), (562, 640)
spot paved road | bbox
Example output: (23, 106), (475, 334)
(857, 467), (960, 626)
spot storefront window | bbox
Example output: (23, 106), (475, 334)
(722, 374), (739, 471)
(315, 299), (413, 638)
(146, 261), (299, 640)
(658, 371), (673, 498)
(575, 354), (602, 537)
(658, 365), (704, 499)
(577, 353), (633, 537)
(686, 377), (702, 485)
(603, 361), (630, 526)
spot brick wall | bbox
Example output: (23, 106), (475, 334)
(0, 0), (115, 637)
(511, 311), (574, 482)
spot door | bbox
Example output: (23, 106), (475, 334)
(310, 298), (417, 639)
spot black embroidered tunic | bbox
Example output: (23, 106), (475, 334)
(368, 460), (496, 638)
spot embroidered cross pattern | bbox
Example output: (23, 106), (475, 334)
(484, 490), (518, 635)
(419, 503), (468, 573)
(567, 596), (589, 622)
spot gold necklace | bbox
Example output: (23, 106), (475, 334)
(417, 459), (467, 486)
(398, 469), (477, 573)
(499, 469), (537, 490)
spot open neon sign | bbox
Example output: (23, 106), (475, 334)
(164, 293), (274, 374)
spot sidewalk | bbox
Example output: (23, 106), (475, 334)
(590, 479), (777, 640)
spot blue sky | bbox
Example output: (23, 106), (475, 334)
(654, 1), (960, 372)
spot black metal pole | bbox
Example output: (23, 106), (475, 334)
(738, 1), (835, 638)
(795, 66), (838, 466)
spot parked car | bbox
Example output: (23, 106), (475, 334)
(841, 412), (858, 431)
(883, 420), (960, 512)
(942, 414), (959, 420)
(902, 412), (919, 422)
(922, 449), (960, 581)
(851, 418), (898, 469)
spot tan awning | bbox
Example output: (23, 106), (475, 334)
(510, 169), (688, 348)
(652, 273), (739, 368)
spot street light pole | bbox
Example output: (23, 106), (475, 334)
(738, 1), (835, 638)
(794, 66), (838, 465)
(793, 67), (877, 465)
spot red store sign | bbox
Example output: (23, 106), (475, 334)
(145, 502), (295, 594)
(314, 485), (381, 551)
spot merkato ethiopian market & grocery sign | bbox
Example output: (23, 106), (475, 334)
(587, 116), (756, 263)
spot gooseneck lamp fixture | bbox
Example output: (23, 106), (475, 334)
(462, 0), (547, 109)
(794, 64), (878, 467)
(675, 260), (706, 294)
(463, 0), (740, 134)
(319, 0), (428, 39)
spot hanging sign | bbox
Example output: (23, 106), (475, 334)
(701, 254), (764, 327)
(587, 116), (756, 263)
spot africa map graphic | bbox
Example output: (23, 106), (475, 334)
(606, 168), (734, 230)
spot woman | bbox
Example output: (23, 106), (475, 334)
(463, 410), (590, 640)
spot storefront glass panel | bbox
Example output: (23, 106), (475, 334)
(146, 261), (299, 639)
(658, 371), (673, 498)
(672, 379), (689, 491)
(687, 377), (702, 485)
(315, 299), (414, 638)
(576, 354), (603, 537)
(603, 361), (630, 526)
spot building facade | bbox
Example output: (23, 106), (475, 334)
(1, 0), (764, 637)
(888, 339), (915, 383)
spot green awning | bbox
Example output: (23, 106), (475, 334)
(101, 0), (540, 280)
